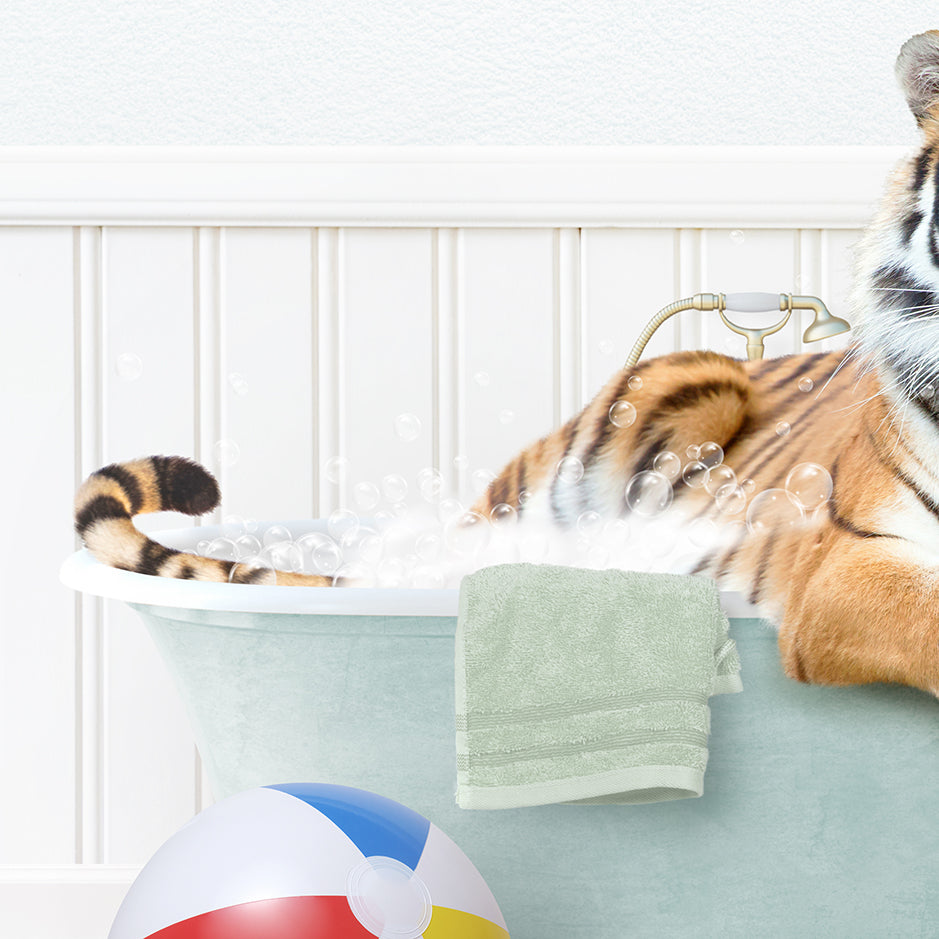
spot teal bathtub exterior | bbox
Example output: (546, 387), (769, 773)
(131, 600), (939, 938)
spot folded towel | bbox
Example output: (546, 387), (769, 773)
(455, 563), (742, 809)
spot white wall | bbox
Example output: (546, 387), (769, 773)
(0, 0), (930, 146)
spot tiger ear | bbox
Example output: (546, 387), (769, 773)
(896, 31), (939, 127)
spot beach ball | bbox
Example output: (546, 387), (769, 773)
(109, 782), (509, 939)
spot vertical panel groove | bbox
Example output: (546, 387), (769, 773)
(554, 228), (581, 423)
(216, 228), (230, 503)
(310, 228), (320, 519)
(434, 229), (463, 490)
(578, 228), (590, 405)
(77, 225), (104, 865)
(194, 226), (221, 811)
(672, 229), (682, 351)
(678, 229), (702, 350)
(799, 229), (823, 354)
(316, 228), (343, 513)
(71, 227), (83, 865)
(196, 228), (222, 490)
(431, 230), (440, 478)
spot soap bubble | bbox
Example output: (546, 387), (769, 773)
(445, 510), (492, 557)
(323, 456), (349, 484)
(342, 527), (383, 565)
(686, 444), (701, 460)
(296, 531), (334, 570)
(220, 514), (248, 538)
(312, 540), (342, 575)
(437, 497), (465, 523)
(228, 556), (277, 585)
(261, 524), (292, 547)
(556, 456), (585, 485)
(598, 338), (614, 355)
(328, 508), (359, 542)
(572, 535), (592, 558)
(196, 539), (210, 554)
(518, 488), (532, 506)
(688, 518), (719, 549)
(214, 439), (240, 468)
(704, 464), (736, 496)
(115, 352), (143, 381)
(627, 375), (643, 391)
(205, 537), (237, 561)
(600, 517), (631, 547)
(652, 451), (682, 481)
(682, 460), (708, 488)
(923, 383), (936, 400)
(784, 462), (833, 511)
(359, 533), (384, 567)
(260, 540), (303, 573)
(471, 469), (496, 496)
(730, 229), (745, 245)
(415, 531), (443, 562)
(609, 400), (637, 428)
(394, 413), (422, 442)
(715, 483), (747, 515)
(228, 372), (249, 396)
(233, 533), (262, 559)
(746, 488), (804, 533)
(490, 502), (518, 527)
(473, 371), (491, 387)
(741, 477), (756, 494)
(625, 470), (673, 517)
(498, 409), (515, 425)
(798, 377), (814, 393)
(698, 441), (724, 469)
(776, 421), (791, 437)
(372, 509), (395, 529)
(380, 473), (408, 504)
(576, 510), (604, 537)
(352, 481), (381, 512)
(417, 467), (444, 502)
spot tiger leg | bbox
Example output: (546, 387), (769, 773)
(777, 531), (939, 695)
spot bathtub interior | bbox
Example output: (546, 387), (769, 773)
(62, 523), (939, 937)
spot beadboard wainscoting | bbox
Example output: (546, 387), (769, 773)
(0, 147), (903, 937)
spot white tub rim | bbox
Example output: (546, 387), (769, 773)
(60, 519), (761, 618)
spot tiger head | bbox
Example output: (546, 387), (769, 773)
(852, 30), (939, 408)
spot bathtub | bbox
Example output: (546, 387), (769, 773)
(61, 521), (939, 937)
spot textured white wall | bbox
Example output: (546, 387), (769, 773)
(0, 0), (931, 145)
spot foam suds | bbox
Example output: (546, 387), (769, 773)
(193, 454), (832, 589)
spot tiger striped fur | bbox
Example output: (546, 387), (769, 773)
(74, 31), (939, 695)
(74, 456), (331, 587)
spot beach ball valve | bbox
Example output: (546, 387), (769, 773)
(109, 782), (509, 938)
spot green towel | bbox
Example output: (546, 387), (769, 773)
(455, 563), (742, 809)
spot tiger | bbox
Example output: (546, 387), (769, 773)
(74, 30), (939, 697)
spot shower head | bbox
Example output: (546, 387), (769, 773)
(800, 299), (852, 344)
